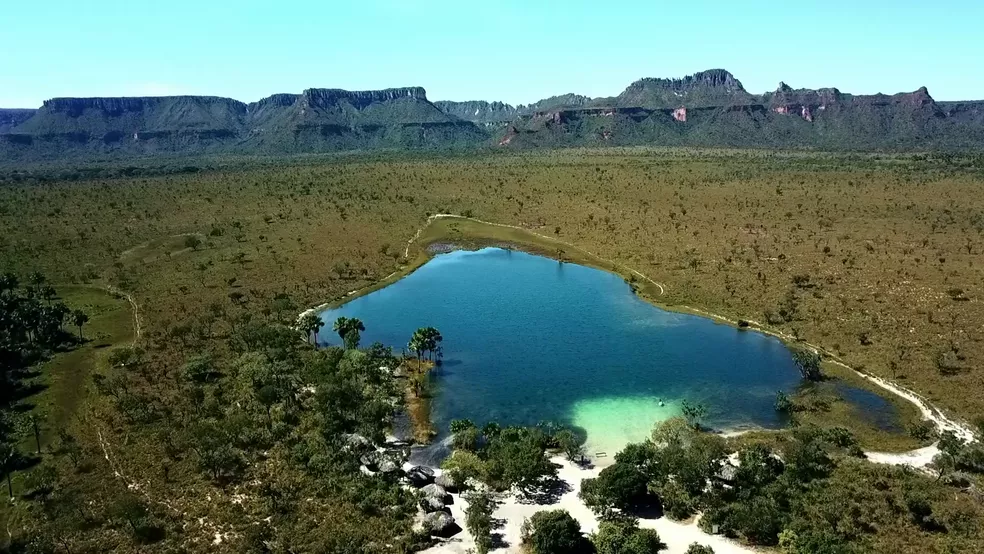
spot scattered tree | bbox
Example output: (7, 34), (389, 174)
(70, 309), (89, 340)
(465, 490), (500, 554)
(521, 509), (593, 554)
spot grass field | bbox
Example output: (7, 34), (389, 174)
(34, 286), (135, 443)
(3, 148), (984, 553)
(2, 149), (981, 428)
(1, 285), (133, 538)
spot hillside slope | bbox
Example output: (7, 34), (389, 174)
(3, 69), (984, 163)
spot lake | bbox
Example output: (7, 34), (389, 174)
(319, 247), (895, 456)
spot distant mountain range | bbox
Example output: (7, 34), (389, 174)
(3, 69), (983, 163)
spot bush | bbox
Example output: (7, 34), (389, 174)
(775, 390), (793, 413)
(685, 543), (714, 554)
(680, 400), (707, 430)
(614, 441), (660, 479)
(555, 428), (585, 462)
(521, 510), (593, 554)
(593, 518), (666, 554)
(580, 462), (652, 514)
(656, 480), (698, 520)
(484, 427), (556, 492)
(908, 421), (935, 442)
(791, 349), (823, 381)
(441, 450), (487, 485)
(465, 490), (499, 554)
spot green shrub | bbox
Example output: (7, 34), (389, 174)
(521, 510), (593, 554)
(580, 462), (652, 514)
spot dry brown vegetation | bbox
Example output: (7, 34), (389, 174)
(3, 148), (984, 553)
(3, 149), (981, 422)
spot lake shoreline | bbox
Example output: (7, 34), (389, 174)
(300, 215), (963, 458)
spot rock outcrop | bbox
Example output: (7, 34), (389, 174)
(4, 69), (984, 162)
(616, 69), (755, 108)
(414, 511), (461, 537)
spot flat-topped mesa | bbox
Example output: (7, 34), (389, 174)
(634, 68), (746, 92)
(40, 96), (248, 117)
(434, 100), (520, 123)
(616, 69), (753, 108)
(301, 87), (429, 110)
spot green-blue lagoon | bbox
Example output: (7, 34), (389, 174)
(319, 248), (891, 455)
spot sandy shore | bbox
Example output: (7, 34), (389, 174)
(422, 456), (756, 554)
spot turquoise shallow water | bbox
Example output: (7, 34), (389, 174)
(320, 248), (895, 455)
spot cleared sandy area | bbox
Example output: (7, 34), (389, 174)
(422, 456), (756, 554)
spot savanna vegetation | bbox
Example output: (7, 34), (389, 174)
(1, 147), (983, 552)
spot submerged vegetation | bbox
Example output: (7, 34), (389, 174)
(1, 148), (984, 552)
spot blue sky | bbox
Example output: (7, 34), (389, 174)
(2, 0), (982, 108)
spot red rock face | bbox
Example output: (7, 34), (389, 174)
(498, 126), (518, 146)
(672, 107), (687, 122)
(774, 104), (814, 122)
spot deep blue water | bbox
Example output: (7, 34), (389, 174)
(319, 248), (898, 452)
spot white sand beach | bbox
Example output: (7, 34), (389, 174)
(422, 456), (756, 554)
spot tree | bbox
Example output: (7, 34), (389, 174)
(556, 428), (585, 463)
(298, 313), (324, 347)
(775, 390), (793, 413)
(1, 440), (16, 498)
(183, 354), (219, 384)
(409, 326), (443, 363)
(580, 462), (652, 514)
(441, 450), (487, 485)
(333, 316), (365, 349)
(450, 419), (480, 451)
(791, 349), (823, 381)
(521, 510), (592, 554)
(484, 427), (556, 493)
(70, 309), (89, 340)
(593, 517), (666, 554)
(184, 235), (202, 250)
(465, 490), (500, 554)
(681, 400), (708, 430)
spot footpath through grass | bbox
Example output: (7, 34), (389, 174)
(1, 286), (132, 529)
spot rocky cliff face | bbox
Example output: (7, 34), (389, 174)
(40, 96), (247, 117)
(4, 70), (984, 162)
(434, 100), (519, 124)
(301, 87), (427, 110)
(616, 69), (754, 108)
(436, 94), (595, 124)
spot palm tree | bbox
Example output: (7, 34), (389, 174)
(408, 328), (426, 368)
(420, 327), (443, 361)
(408, 327), (443, 367)
(333, 317), (365, 349)
(71, 309), (89, 341)
(298, 313), (324, 347)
